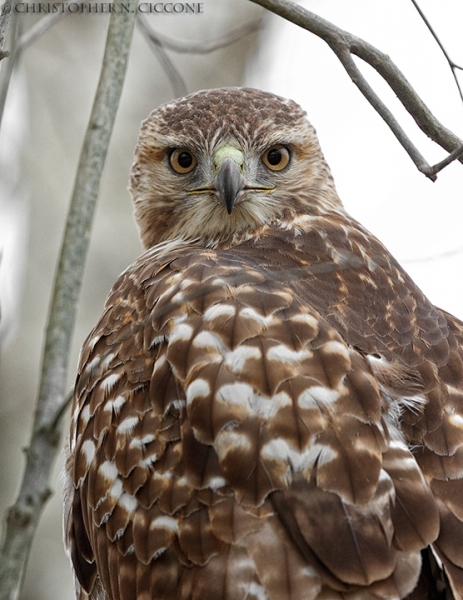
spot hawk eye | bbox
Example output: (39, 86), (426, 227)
(169, 148), (197, 174)
(262, 145), (290, 171)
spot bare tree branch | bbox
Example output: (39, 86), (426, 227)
(15, 0), (84, 52)
(15, 13), (67, 51)
(410, 0), (463, 107)
(136, 15), (262, 98)
(137, 16), (187, 98)
(0, 2), (14, 60)
(138, 15), (261, 54)
(0, 3), (137, 598)
(1, 1), (86, 134)
(427, 142), (463, 177)
(248, 0), (463, 180)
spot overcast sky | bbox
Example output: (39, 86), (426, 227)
(245, 0), (463, 319)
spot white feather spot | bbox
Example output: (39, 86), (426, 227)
(291, 313), (319, 329)
(217, 383), (290, 418)
(308, 443), (337, 466)
(140, 454), (159, 468)
(387, 440), (420, 470)
(104, 395), (126, 413)
(99, 460), (118, 482)
(186, 379), (211, 404)
(170, 323), (194, 343)
(80, 404), (91, 425)
(179, 278), (193, 290)
(446, 383), (463, 395)
(211, 277), (228, 287)
(322, 341), (350, 360)
(153, 353), (167, 370)
(247, 583), (268, 600)
(298, 386), (339, 408)
(108, 477), (123, 500)
(150, 335), (165, 348)
(250, 391), (291, 418)
(130, 434), (155, 448)
(262, 440), (336, 474)
(101, 353), (115, 369)
(267, 345), (312, 364)
(165, 399), (186, 412)
(216, 429), (253, 457)
(117, 416), (138, 434)
(203, 304), (236, 321)
(102, 373), (120, 392)
(81, 440), (96, 465)
(217, 382), (254, 406)
(225, 345), (261, 372)
(86, 356), (101, 372)
(71, 404), (80, 426)
(208, 476), (227, 489)
(152, 516), (179, 533)
(193, 330), (224, 351)
(118, 492), (137, 513)
(240, 307), (274, 326)
(86, 335), (100, 352)
(449, 413), (463, 428)
(172, 291), (185, 304)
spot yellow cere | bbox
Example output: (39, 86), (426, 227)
(213, 146), (245, 169)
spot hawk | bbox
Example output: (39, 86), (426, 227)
(64, 87), (463, 600)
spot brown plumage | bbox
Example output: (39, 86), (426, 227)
(64, 87), (463, 600)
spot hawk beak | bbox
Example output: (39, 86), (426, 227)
(213, 148), (246, 214)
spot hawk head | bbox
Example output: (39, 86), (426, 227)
(130, 87), (342, 249)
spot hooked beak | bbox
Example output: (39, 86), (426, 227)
(213, 157), (245, 215)
(186, 145), (275, 213)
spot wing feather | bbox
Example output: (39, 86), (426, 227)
(65, 218), (463, 599)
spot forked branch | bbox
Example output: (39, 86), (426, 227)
(248, 0), (463, 180)
(410, 0), (463, 107)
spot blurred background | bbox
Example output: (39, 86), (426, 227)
(0, 1), (461, 597)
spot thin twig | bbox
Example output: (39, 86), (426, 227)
(248, 0), (463, 180)
(427, 142), (463, 176)
(410, 0), (463, 107)
(403, 244), (463, 264)
(15, 0), (84, 52)
(0, 2), (137, 598)
(138, 15), (261, 54)
(1, 1), (85, 134)
(136, 15), (262, 98)
(15, 13), (68, 51)
(137, 16), (187, 97)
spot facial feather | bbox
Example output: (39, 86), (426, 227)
(130, 87), (343, 249)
